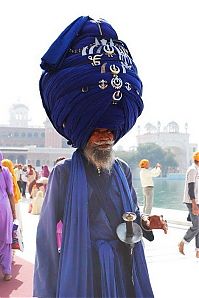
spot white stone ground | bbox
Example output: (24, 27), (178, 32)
(17, 201), (198, 298)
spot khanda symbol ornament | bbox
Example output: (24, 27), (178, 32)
(103, 44), (115, 57)
(110, 64), (120, 75)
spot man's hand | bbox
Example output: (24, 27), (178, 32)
(191, 200), (199, 215)
(141, 214), (168, 234)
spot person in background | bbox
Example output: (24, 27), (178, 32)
(2, 159), (23, 262)
(31, 190), (44, 215)
(178, 152), (199, 257)
(2, 159), (21, 205)
(0, 152), (16, 281)
(27, 164), (37, 197)
(14, 164), (23, 195)
(31, 182), (45, 199)
(139, 159), (161, 214)
(28, 181), (46, 214)
(33, 16), (167, 298)
(38, 165), (50, 192)
(1, 159), (22, 226)
(21, 165), (28, 198)
(40, 165), (50, 178)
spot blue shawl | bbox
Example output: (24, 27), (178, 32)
(57, 150), (154, 297)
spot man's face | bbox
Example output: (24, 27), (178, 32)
(87, 128), (114, 150)
(84, 128), (115, 170)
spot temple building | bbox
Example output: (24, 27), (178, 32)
(0, 103), (74, 167)
(136, 121), (197, 173)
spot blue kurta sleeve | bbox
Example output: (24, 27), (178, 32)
(33, 161), (69, 297)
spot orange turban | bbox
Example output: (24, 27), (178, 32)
(193, 152), (199, 162)
(139, 159), (149, 168)
(2, 159), (21, 203)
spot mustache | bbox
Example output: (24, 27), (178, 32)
(93, 140), (114, 146)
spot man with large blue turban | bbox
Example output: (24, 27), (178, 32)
(33, 16), (167, 298)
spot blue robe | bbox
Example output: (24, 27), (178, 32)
(33, 150), (154, 297)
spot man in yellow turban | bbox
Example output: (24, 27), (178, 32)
(139, 159), (161, 214)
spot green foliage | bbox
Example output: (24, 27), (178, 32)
(115, 150), (138, 168)
(115, 143), (178, 177)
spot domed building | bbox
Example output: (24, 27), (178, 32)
(0, 103), (73, 167)
(9, 103), (30, 127)
(136, 121), (197, 173)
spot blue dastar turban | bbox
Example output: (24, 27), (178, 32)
(40, 16), (144, 148)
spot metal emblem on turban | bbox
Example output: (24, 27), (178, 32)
(103, 44), (115, 57)
(111, 77), (123, 89)
(81, 86), (89, 92)
(112, 90), (122, 104)
(109, 64), (123, 103)
(110, 64), (120, 75)
(82, 38), (133, 70)
(88, 54), (103, 66)
(125, 82), (132, 91)
(98, 80), (108, 89)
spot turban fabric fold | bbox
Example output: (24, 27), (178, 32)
(40, 16), (144, 148)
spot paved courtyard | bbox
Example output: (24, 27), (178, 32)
(1, 200), (198, 297)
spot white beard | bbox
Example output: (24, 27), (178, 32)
(84, 142), (115, 171)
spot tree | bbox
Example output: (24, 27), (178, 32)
(136, 143), (178, 176)
(116, 143), (178, 177)
(115, 150), (138, 168)
(163, 149), (178, 176)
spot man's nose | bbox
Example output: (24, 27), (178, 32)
(100, 132), (112, 140)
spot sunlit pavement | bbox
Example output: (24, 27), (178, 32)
(143, 207), (198, 298)
(2, 201), (198, 298)
(15, 198), (39, 264)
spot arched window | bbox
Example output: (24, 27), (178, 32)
(36, 160), (41, 167)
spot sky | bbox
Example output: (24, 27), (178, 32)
(1, 0), (199, 149)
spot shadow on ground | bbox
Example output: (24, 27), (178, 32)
(0, 256), (33, 297)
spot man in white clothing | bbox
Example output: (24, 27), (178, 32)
(178, 152), (199, 257)
(139, 159), (161, 214)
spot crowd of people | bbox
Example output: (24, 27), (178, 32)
(0, 152), (51, 281)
